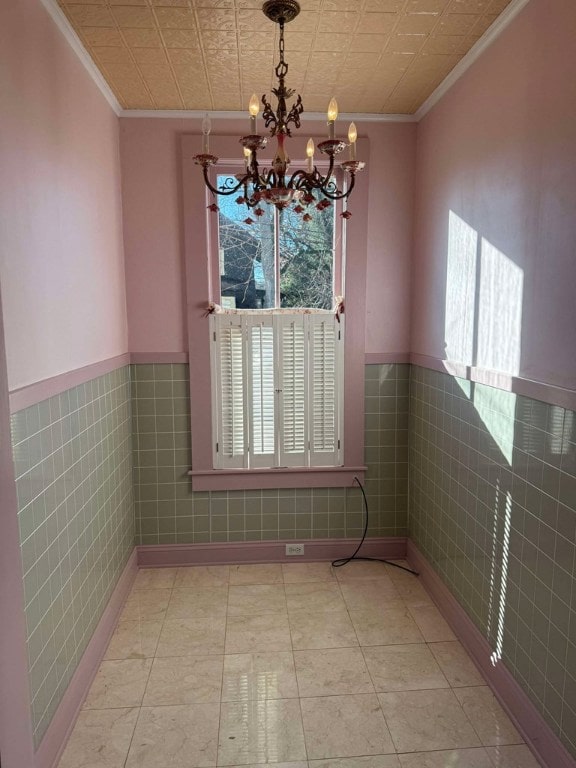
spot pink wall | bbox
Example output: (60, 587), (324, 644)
(412, 0), (576, 391)
(0, 0), (128, 392)
(120, 117), (416, 356)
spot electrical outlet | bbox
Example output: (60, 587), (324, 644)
(285, 543), (305, 556)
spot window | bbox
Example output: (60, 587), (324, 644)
(209, 170), (343, 472)
(216, 174), (338, 311)
(183, 133), (368, 491)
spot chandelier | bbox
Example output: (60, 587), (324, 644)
(193, 0), (365, 218)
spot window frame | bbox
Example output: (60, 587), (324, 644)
(182, 131), (369, 491)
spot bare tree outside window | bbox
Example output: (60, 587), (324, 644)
(217, 175), (335, 310)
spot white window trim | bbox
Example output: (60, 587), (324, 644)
(182, 132), (369, 491)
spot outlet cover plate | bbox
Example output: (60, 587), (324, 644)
(285, 543), (305, 556)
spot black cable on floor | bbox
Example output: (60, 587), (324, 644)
(331, 476), (419, 576)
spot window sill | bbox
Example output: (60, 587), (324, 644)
(188, 466), (367, 491)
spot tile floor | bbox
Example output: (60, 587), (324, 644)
(57, 560), (542, 768)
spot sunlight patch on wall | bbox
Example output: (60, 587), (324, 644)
(477, 238), (524, 377)
(445, 211), (478, 367)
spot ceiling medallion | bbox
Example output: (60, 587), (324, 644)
(193, 0), (365, 219)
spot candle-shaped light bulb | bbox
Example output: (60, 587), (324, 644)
(327, 97), (338, 139)
(243, 146), (252, 170)
(306, 138), (315, 172)
(249, 93), (259, 133)
(348, 122), (357, 161)
(202, 113), (211, 154)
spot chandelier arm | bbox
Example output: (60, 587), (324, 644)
(318, 172), (356, 201)
(201, 167), (250, 198)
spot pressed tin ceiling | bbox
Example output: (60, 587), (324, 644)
(56, 0), (516, 114)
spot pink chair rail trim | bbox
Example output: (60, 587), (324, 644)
(407, 541), (576, 768)
(364, 353), (410, 364)
(137, 537), (407, 567)
(9, 354), (130, 413)
(130, 352), (189, 364)
(410, 353), (576, 412)
(34, 549), (137, 768)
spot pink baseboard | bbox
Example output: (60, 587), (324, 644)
(137, 537), (407, 567)
(407, 541), (576, 768)
(34, 549), (137, 768)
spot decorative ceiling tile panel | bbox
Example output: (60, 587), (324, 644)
(57, 0), (516, 113)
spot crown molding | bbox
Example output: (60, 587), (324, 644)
(39, 0), (122, 116)
(414, 0), (532, 121)
(119, 109), (418, 122)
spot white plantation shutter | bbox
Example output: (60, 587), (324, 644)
(248, 318), (276, 467)
(211, 315), (247, 468)
(211, 313), (343, 469)
(309, 314), (342, 466)
(278, 315), (307, 466)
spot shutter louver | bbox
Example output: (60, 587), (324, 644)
(279, 316), (307, 467)
(249, 319), (276, 467)
(309, 315), (342, 466)
(212, 316), (246, 468)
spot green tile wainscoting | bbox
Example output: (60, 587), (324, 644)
(131, 363), (410, 544)
(10, 367), (135, 747)
(409, 365), (576, 760)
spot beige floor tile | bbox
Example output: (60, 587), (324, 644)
(398, 748), (493, 767)
(166, 586), (228, 619)
(408, 604), (457, 642)
(120, 589), (172, 621)
(295, 647), (374, 697)
(228, 584), (287, 615)
(222, 651), (298, 701)
(218, 698), (306, 765)
(378, 689), (481, 752)
(340, 580), (402, 612)
(363, 643), (449, 692)
(485, 744), (541, 767)
(143, 655), (223, 705)
(132, 567), (178, 590)
(334, 561), (392, 581)
(57, 707), (139, 768)
(350, 606), (424, 646)
(282, 562), (338, 583)
(454, 687), (523, 746)
(391, 574), (434, 607)
(156, 617), (226, 656)
(126, 704), (220, 768)
(229, 563), (284, 585)
(104, 620), (162, 660)
(301, 693), (395, 759)
(285, 582), (347, 613)
(174, 565), (230, 588)
(83, 659), (152, 709)
(225, 613), (292, 653)
(289, 610), (358, 650)
(310, 758), (401, 768)
(429, 641), (485, 687)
